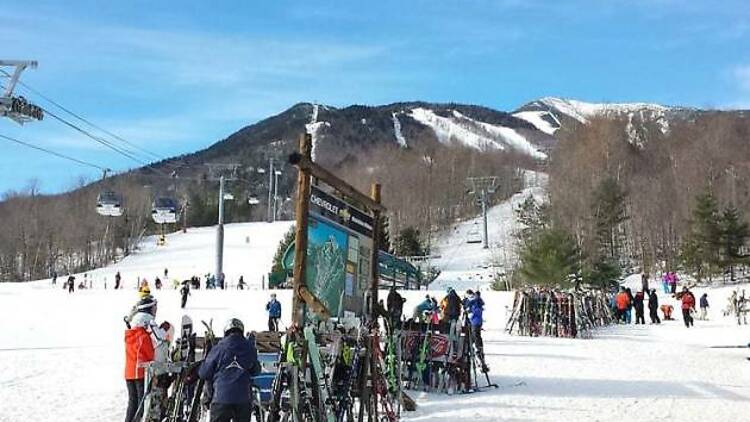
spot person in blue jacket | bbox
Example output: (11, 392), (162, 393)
(464, 290), (487, 370)
(198, 318), (260, 422)
(413, 295), (434, 322)
(265, 293), (282, 332)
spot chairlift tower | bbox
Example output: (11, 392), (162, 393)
(0, 60), (44, 124)
(467, 176), (498, 249)
(206, 163), (240, 280)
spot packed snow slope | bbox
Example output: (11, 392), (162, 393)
(2, 281), (750, 421)
(429, 171), (547, 291)
(58, 220), (294, 290)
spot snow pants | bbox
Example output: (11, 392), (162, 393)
(125, 379), (145, 422)
(682, 309), (694, 327)
(635, 306), (645, 324)
(699, 307), (708, 320)
(268, 317), (279, 332)
(209, 402), (252, 422)
(181, 294), (188, 309)
(649, 307), (661, 324)
(625, 308), (632, 324)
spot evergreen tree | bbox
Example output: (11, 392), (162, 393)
(681, 188), (722, 281)
(393, 226), (426, 257)
(271, 225), (296, 273)
(719, 205), (749, 281)
(515, 195), (549, 246)
(518, 226), (580, 287)
(377, 217), (392, 253)
(592, 177), (628, 259)
(584, 256), (622, 288)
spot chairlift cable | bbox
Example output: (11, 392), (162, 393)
(0, 133), (109, 171)
(0, 68), (181, 168)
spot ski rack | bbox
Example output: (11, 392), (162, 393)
(505, 288), (616, 338)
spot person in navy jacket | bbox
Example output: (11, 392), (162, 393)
(198, 318), (260, 422)
(265, 294), (282, 332)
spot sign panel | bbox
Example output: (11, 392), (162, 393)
(310, 186), (373, 237)
(305, 185), (375, 319)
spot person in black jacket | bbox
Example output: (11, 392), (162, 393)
(648, 289), (661, 324)
(386, 287), (406, 330)
(198, 318), (260, 422)
(633, 290), (646, 325)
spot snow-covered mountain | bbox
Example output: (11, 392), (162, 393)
(514, 97), (698, 148)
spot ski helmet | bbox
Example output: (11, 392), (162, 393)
(224, 318), (244, 336)
(136, 295), (158, 314)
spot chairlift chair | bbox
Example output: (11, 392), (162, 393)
(152, 197), (178, 224)
(467, 222), (482, 244)
(96, 191), (123, 217)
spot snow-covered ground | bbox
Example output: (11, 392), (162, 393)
(58, 220), (294, 291)
(429, 171), (547, 291)
(2, 281), (750, 421)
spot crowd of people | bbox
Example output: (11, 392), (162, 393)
(614, 273), (710, 329)
(122, 289), (261, 422)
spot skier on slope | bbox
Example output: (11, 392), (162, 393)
(198, 318), (260, 422)
(266, 293), (281, 332)
(123, 295), (171, 422)
(677, 286), (696, 328)
(67, 275), (75, 293)
(115, 271), (122, 289)
(180, 282), (190, 309)
(648, 289), (661, 324)
(633, 290), (646, 325)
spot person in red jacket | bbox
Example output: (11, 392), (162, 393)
(678, 286), (696, 328)
(124, 296), (157, 422)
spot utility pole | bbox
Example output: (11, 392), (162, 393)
(216, 175), (225, 279)
(267, 158), (274, 222)
(467, 176), (498, 250)
(273, 169), (282, 221)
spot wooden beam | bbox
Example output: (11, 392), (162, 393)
(289, 152), (387, 213)
(369, 183), (382, 322)
(291, 133), (312, 326)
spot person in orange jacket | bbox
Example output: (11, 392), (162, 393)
(615, 287), (631, 323)
(124, 296), (157, 422)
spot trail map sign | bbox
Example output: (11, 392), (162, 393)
(306, 185), (374, 319)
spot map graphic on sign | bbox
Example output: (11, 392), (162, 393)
(306, 217), (348, 316)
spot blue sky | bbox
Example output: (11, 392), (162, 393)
(1, 0), (749, 193)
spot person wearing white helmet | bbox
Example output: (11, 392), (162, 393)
(198, 318), (260, 422)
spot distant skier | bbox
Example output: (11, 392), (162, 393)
(648, 289), (661, 324)
(67, 275), (75, 293)
(218, 272), (226, 290)
(154, 277), (162, 290)
(699, 293), (709, 320)
(51, 271), (57, 285)
(164, 268), (168, 280)
(668, 271), (679, 295)
(198, 318), (260, 422)
(138, 280), (150, 298)
(115, 271), (121, 290)
(237, 276), (246, 290)
(677, 286), (696, 328)
(266, 293), (281, 332)
(641, 273), (649, 293)
(633, 290), (646, 325)
(180, 282), (190, 309)
(386, 287), (406, 329)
